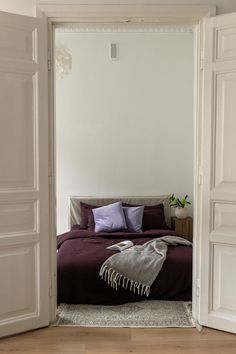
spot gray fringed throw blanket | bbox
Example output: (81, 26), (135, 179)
(99, 236), (192, 297)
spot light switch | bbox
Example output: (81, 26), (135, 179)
(110, 43), (118, 60)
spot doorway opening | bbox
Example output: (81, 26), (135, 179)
(53, 21), (196, 327)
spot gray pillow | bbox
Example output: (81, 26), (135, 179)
(123, 206), (144, 233)
(92, 202), (127, 233)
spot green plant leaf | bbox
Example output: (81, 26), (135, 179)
(169, 193), (191, 207)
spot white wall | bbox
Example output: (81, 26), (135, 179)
(55, 27), (194, 234)
(0, 0), (236, 16)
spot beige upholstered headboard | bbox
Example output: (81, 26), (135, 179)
(69, 195), (171, 228)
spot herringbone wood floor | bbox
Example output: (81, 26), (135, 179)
(0, 327), (236, 354)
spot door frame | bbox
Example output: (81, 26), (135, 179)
(37, 4), (216, 324)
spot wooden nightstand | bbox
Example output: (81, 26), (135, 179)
(171, 216), (193, 242)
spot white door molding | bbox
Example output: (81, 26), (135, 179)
(36, 3), (216, 325)
(38, 4), (215, 24)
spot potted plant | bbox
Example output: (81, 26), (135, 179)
(169, 194), (191, 219)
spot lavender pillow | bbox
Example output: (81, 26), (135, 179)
(92, 202), (127, 233)
(123, 206), (144, 233)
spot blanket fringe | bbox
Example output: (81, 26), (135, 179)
(99, 264), (150, 297)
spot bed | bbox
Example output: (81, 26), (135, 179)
(57, 196), (192, 305)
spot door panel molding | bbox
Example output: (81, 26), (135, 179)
(212, 243), (236, 314)
(213, 70), (236, 191)
(215, 25), (236, 61)
(0, 70), (38, 191)
(212, 202), (236, 234)
(0, 200), (38, 236)
(0, 242), (39, 322)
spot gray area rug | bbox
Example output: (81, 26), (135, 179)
(56, 300), (194, 327)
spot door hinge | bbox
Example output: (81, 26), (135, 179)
(48, 165), (53, 185)
(48, 50), (52, 71)
(48, 174), (52, 185)
(200, 59), (204, 70)
(200, 51), (204, 70)
(197, 166), (203, 185)
(49, 279), (52, 297)
(48, 58), (52, 71)
(196, 278), (200, 297)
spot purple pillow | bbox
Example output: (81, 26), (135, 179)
(92, 202), (127, 233)
(80, 202), (98, 229)
(142, 204), (168, 230)
(87, 210), (96, 231)
(123, 202), (168, 230)
(123, 206), (144, 233)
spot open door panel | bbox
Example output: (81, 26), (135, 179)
(0, 11), (50, 337)
(199, 12), (236, 333)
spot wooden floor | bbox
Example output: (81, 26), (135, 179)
(0, 327), (236, 354)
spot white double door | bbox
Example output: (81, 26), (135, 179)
(0, 9), (236, 338)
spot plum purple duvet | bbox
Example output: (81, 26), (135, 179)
(57, 228), (192, 305)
